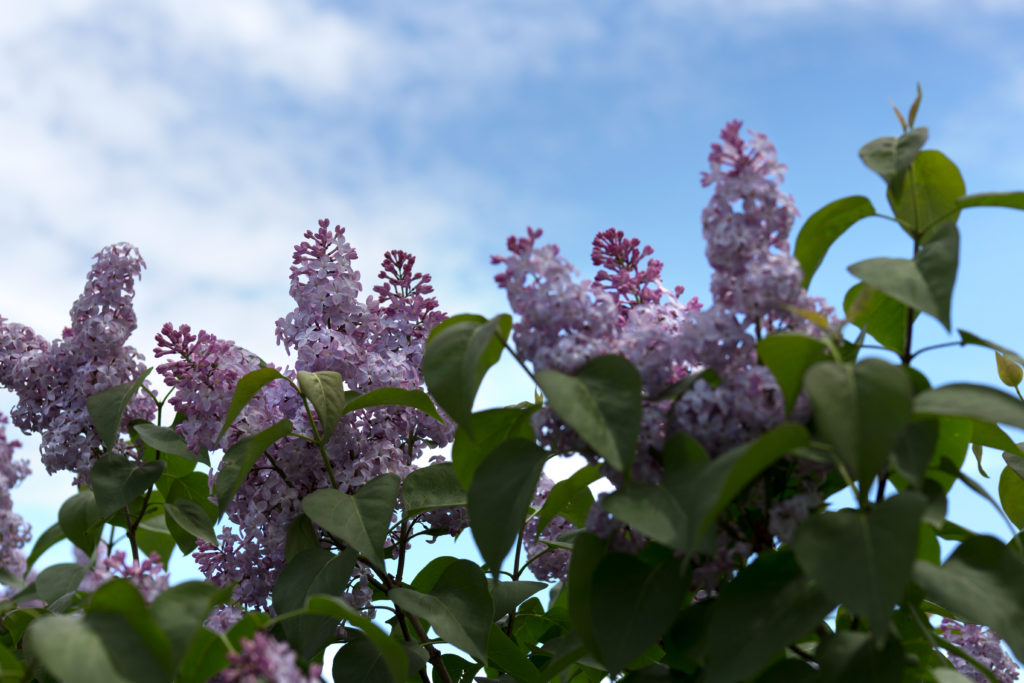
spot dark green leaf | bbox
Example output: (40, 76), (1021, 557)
(567, 533), (608, 657)
(58, 490), (104, 554)
(999, 466), (1024, 528)
(301, 473), (399, 571)
(296, 370), (347, 440)
(487, 625), (544, 683)
(536, 464), (600, 532)
(858, 127), (927, 185)
(306, 594), (408, 683)
(132, 423), (208, 464)
(214, 419), (292, 517)
(91, 453), (166, 517)
(757, 333), (829, 413)
(602, 484), (687, 550)
(333, 631), (400, 683)
(957, 192), (1024, 210)
(451, 406), (536, 488)
(423, 314), (511, 430)
(86, 368), (153, 449)
(490, 580), (546, 618)
(402, 462), (466, 515)
(36, 563), (87, 604)
(654, 367), (721, 402)
(805, 359), (912, 487)
(536, 355), (642, 473)
(216, 367), (288, 444)
(793, 491), (926, 637)
(705, 550), (834, 683)
(794, 195), (876, 287)
(844, 283), (914, 354)
(818, 631), (904, 683)
(25, 615), (132, 683)
(958, 330), (1024, 367)
(87, 579), (174, 681)
(467, 438), (547, 574)
(150, 582), (225, 666)
(164, 499), (217, 546)
(25, 522), (65, 572)
(137, 514), (176, 566)
(343, 387), (443, 423)
(273, 547), (356, 659)
(176, 629), (227, 683)
(389, 560), (493, 663)
(590, 555), (686, 673)
(914, 384), (1024, 430)
(887, 151), (965, 238)
(284, 514), (320, 562)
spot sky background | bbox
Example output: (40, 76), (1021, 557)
(4, 0), (1024, 596)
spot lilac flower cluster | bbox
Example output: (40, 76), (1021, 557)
(0, 244), (153, 479)
(213, 631), (322, 683)
(178, 221), (452, 610)
(940, 618), (1019, 682)
(79, 549), (170, 603)
(0, 414), (30, 576)
(523, 474), (575, 582)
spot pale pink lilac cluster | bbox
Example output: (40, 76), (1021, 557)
(0, 244), (153, 479)
(213, 631), (322, 683)
(522, 474), (575, 582)
(940, 618), (1019, 682)
(182, 221), (453, 610)
(0, 414), (30, 576)
(79, 549), (170, 603)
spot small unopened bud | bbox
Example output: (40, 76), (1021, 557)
(996, 352), (1023, 387)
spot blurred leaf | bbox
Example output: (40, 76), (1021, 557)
(58, 490), (104, 554)
(86, 368), (153, 449)
(1000, 462), (1024, 529)
(958, 330), (1024, 367)
(306, 595), (407, 682)
(602, 484), (688, 551)
(25, 615), (132, 683)
(216, 367), (287, 444)
(858, 127), (927, 186)
(132, 423), (208, 464)
(86, 579), (174, 682)
(793, 491), (926, 638)
(451, 406), (536, 488)
(490, 580), (546, 619)
(164, 499), (217, 548)
(567, 533), (608, 657)
(297, 370), (347, 440)
(301, 473), (399, 571)
(957, 191), (1024, 210)
(284, 514), (320, 562)
(214, 419), (292, 518)
(273, 547), (356, 660)
(402, 462), (466, 515)
(487, 625), (544, 683)
(333, 631), (401, 683)
(91, 453), (166, 518)
(25, 522), (65, 572)
(343, 387), (443, 423)
(887, 151), (965, 238)
(757, 333), (829, 413)
(914, 383), (1024, 430)
(536, 465), (600, 533)
(794, 195), (876, 287)
(150, 582), (226, 667)
(137, 515), (176, 566)
(537, 355), (642, 474)
(818, 630), (904, 683)
(844, 284), (914, 354)
(468, 438), (546, 574)
(36, 563), (87, 604)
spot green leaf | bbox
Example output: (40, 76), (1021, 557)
(296, 370), (347, 440)
(284, 514), (321, 562)
(90, 452), (166, 517)
(86, 368), (153, 449)
(58, 490), (105, 554)
(451, 406), (536, 488)
(333, 631), (401, 683)
(306, 595), (407, 683)
(216, 367), (288, 444)
(25, 522), (66, 571)
(176, 629), (228, 683)
(858, 127), (928, 185)
(999, 466), (1024, 529)
(589, 554), (686, 673)
(86, 579), (174, 682)
(467, 438), (547, 574)
(490, 580), (546, 619)
(273, 547), (356, 660)
(844, 284), (915, 354)
(214, 419), (292, 517)
(757, 333), (829, 413)
(567, 533), (608, 657)
(602, 484), (688, 551)
(389, 560), (493, 663)
(402, 462), (466, 515)
(36, 563), (87, 604)
(536, 465), (600, 533)
(793, 491), (926, 637)
(422, 314), (511, 430)
(25, 615), (132, 683)
(848, 222), (959, 330)
(818, 630), (904, 683)
(150, 582), (226, 667)
(913, 535), (1024, 660)
(132, 423), (208, 465)
(301, 473), (399, 571)
(914, 383), (1024, 430)
(536, 355), (642, 473)
(805, 359), (912, 487)
(164, 499), (217, 546)
(957, 191), (1024, 210)
(343, 387), (444, 423)
(958, 330), (1024, 367)
(486, 625), (544, 683)
(887, 151), (965, 238)
(137, 515), (176, 566)
(705, 550), (834, 683)
(794, 195), (876, 287)
(681, 422), (809, 542)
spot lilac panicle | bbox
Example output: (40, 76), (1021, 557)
(523, 474), (575, 582)
(940, 618), (1019, 682)
(0, 244), (153, 478)
(0, 414), (30, 577)
(187, 220), (453, 611)
(214, 631), (322, 683)
(78, 549), (170, 603)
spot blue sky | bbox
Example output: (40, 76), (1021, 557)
(4, 2), (1024, 576)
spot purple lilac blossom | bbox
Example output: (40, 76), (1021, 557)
(522, 474), (575, 582)
(0, 414), (30, 576)
(940, 618), (1019, 682)
(213, 631), (322, 683)
(78, 549), (170, 603)
(0, 244), (153, 479)
(186, 221), (453, 611)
